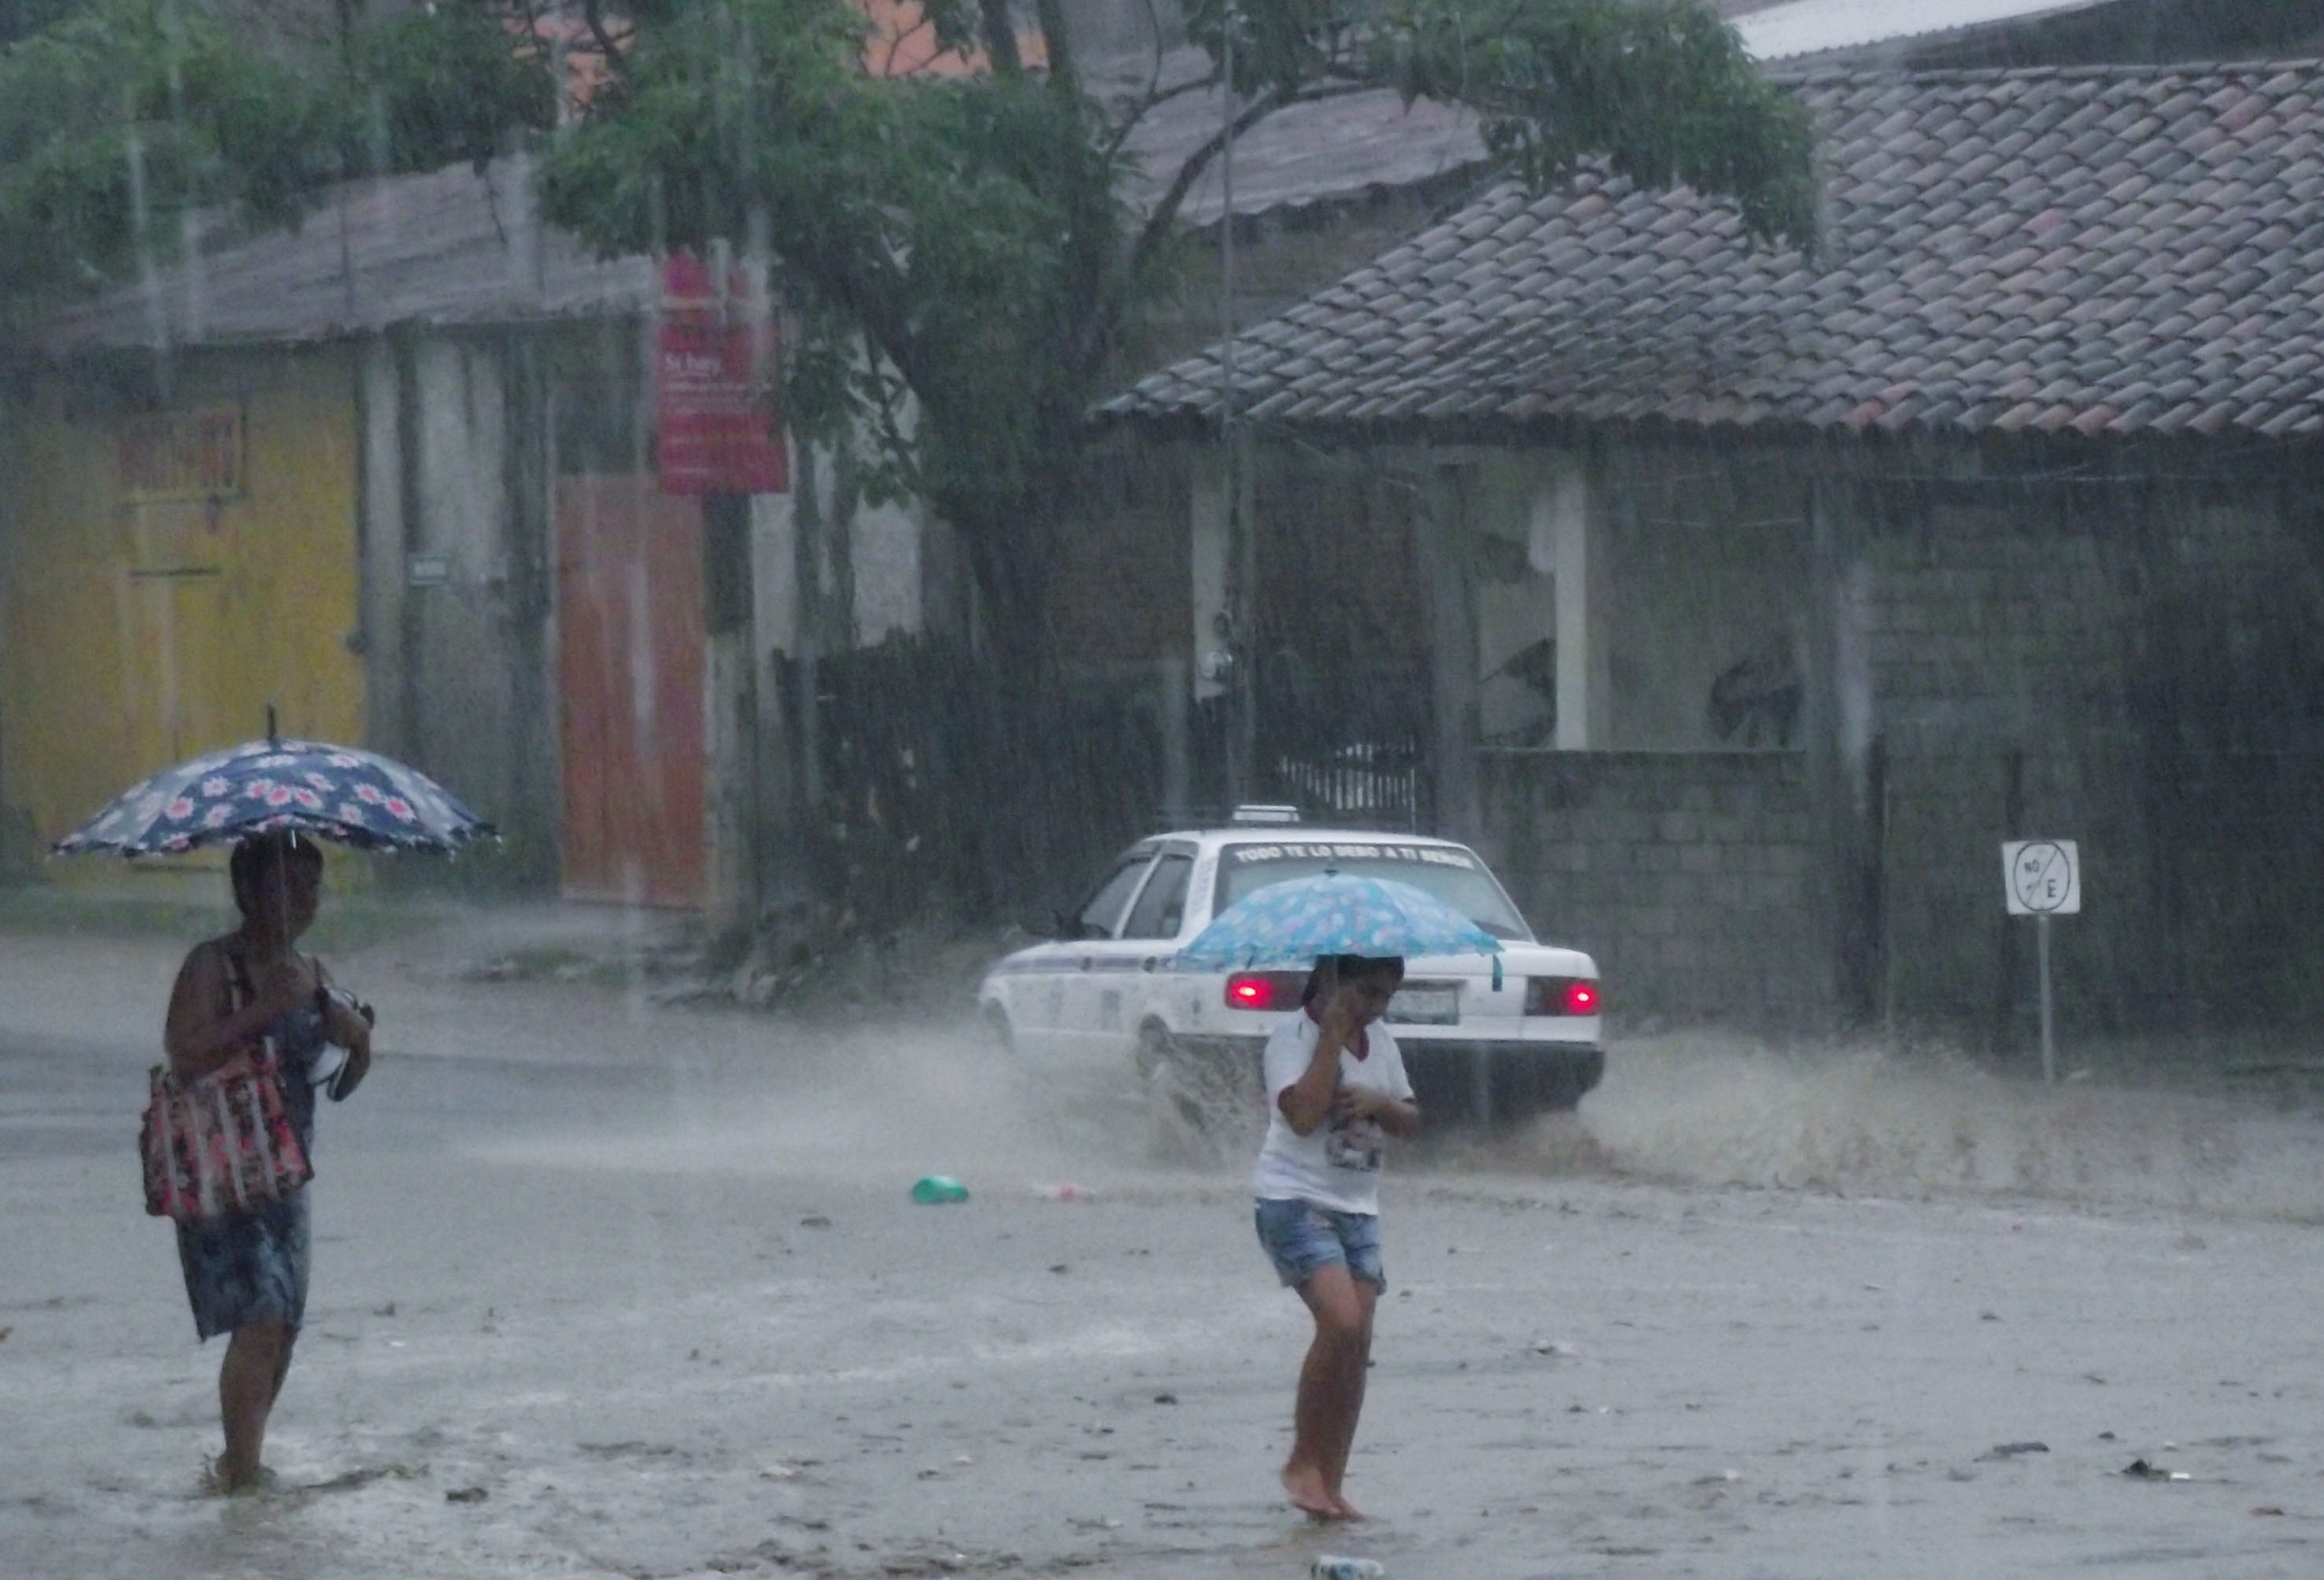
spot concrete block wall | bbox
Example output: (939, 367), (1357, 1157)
(1857, 474), (2324, 1037)
(1050, 441), (1190, 666)
(1861, 494), (2148, 1033)
(1479, 751), (1831, 1027)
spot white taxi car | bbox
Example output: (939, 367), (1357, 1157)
(977, 814), (1603, 1128)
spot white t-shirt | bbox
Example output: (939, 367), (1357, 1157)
(1251, 1010), (1415, 1216)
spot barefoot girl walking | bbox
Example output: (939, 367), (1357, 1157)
(1252, 954), (1421, 1520)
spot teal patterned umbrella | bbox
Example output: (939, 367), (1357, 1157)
(1176, 872), (1504, 973)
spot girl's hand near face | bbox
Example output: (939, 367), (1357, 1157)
(1325, 976), (1395, 1034)
(1317, 983), (1366, 1047)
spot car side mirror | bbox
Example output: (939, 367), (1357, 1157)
(1049, 908), (1086, 942)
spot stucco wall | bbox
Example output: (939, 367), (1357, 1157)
(0, 346), (364, 879)
(1478, 435), (2324, 1040)
(1055, 427), (2324, 1039)
(360, 332), (556, 888)
(1595, 442), (1812, 752)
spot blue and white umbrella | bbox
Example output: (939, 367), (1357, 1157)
(1176, 872), (1504, 976)
(54, 736), (493, 857)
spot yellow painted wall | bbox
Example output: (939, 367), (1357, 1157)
(1, 347), (364, 880)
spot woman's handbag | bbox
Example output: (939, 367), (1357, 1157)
(140, 1045), (313, 1224)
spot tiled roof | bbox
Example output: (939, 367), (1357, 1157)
(26, 5), (1772, 354)
(1103, 17), (1787, 228)
(1104, 61), (2324, 441)
(1112, 59), (1487, 231)
(30, 88), (1491, 353)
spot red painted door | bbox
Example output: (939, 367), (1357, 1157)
(556, 475), (707, 907)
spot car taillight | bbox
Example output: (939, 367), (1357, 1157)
(1225, 972), (1306, 1011)
(1524, 976), (1602, 1017)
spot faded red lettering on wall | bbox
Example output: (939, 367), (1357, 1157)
(119, 408), (245, 502)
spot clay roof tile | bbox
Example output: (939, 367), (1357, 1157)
(1101, 61), (2324, 440)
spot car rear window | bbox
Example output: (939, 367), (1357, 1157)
(1122, 853), (1194, 940)
(1076, 852), (1154, 938)
(1213, 841), (1534, 941)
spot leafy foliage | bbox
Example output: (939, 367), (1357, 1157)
(0, 0), (554, 313)
(538, 0), (1138, 618)
(0, 0), (81, 46)
(357, 3), (560, 176)
(0, 0), (1818, 652)
(539, 0), (1815, 654)
(1377, 0), (1815, 244)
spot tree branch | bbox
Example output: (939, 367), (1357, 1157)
(1099, 68), (1224, 164)
(1031, 0), (1075, 101)
(874, 13), (939, 78)
(1121, 79), (1369, 294)
(977, 0), (1021, 78)
(788, 231), (934, 404)
(581, 0), (625, 81)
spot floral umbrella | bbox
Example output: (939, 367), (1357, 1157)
(1175, 871), (1505, 980)
(53, 734), (493, 857)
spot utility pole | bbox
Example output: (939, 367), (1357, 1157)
(1218, 9), (1254, 807)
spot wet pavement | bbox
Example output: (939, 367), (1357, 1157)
(7, 921), (2324, 1578)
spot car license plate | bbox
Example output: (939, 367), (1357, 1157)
(1387, 985), (1459, 1025)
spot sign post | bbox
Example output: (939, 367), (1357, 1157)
(2001, 839), (2081, 1085)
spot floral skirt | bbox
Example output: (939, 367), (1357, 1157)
(176, 1188), (309, 1341)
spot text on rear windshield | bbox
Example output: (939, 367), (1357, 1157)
(1230, 844), (1476, 867)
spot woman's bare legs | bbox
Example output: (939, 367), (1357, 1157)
(217, 1316), (294, 1490)
(1284, 1265), (1378, 1519)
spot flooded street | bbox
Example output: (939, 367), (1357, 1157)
(6, 920), (2324, 1578)
(13, 0), (2324, 1571)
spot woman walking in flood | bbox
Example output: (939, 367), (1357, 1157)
(161, 832), (371, 1492)
(1252, 954), (1421, 1520)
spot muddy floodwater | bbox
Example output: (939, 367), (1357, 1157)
(7, 921), (2324, 1578)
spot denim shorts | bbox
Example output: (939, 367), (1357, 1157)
(1254, 1197), (1385, 1291)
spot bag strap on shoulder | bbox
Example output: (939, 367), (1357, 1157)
(220, 941), (253, 1012)
(218, 942), (275, 1062)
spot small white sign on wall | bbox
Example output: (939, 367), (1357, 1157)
(2003, 839), (2080, 916)
(2002, 837), (2079, 1087)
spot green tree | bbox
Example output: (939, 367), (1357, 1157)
(534, 0), (1815, 658)
(0, 0), (553, 316)
(0, 0), (1815, 656)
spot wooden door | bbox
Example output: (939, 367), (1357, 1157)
(555, 476), (707, 907)
(120, 570), (227, 771)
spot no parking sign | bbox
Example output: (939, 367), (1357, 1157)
(2002, 840), (2080, 916)
(2002, 839), (2080, 1084)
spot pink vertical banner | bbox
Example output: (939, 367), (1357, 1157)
(655, 253), (788, 495)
